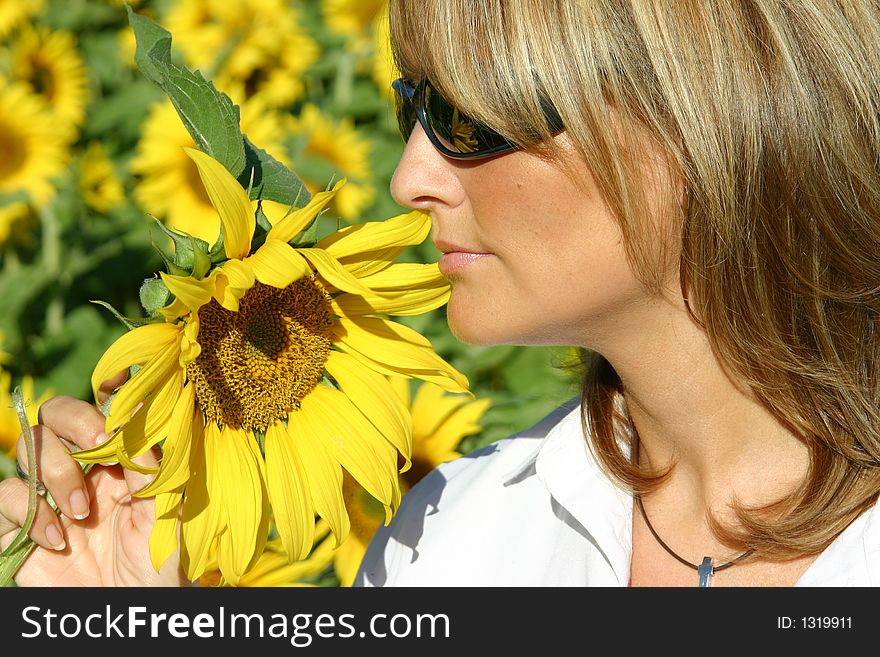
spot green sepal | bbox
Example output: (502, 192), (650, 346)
(249, 202), (271, 254)
(150, 219), (212, 277)
(209, 228), (226, 266)
(253, 427), (266, 458)
(289, 208), (322, 248)
(188, 235), (213, 279)
(139, 276), (171, 316)
(90, 299), (166, 331)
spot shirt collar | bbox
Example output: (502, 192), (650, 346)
(502, 402), (880, 587)
(503, 401), (633, 585)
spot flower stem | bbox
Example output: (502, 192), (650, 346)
(40, 203), (64, 337)
(0, 386), (93, 586)
(0, 386), (41, 586)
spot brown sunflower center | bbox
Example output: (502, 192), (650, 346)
(28, 56), (56, 102)
(186, 277), (335, 431)
(0, 120), (27, 181)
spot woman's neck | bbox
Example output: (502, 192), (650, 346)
(596, 292), (810, 513)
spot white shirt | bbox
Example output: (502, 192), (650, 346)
(355, 398), (880, 586)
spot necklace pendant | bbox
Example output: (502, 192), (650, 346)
(697, 557), (714, 587)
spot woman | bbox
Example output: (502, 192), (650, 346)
(2, 0), (880, 586)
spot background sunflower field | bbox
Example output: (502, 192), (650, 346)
(0, 0), (580, 585)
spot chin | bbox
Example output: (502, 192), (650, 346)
(445, 298), (523, 346)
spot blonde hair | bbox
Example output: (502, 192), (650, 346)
(390, 0), (880, 559)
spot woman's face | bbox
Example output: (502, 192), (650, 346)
(391, 123), (676, 349)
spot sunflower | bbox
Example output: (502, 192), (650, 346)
(0, 202), (33, 249)
(0, 370), (52, 457)
(322, 0), (387, 52)
(131, 97), (292, 243)
(328, 378), (491, 586)
(164, 0), (318, 107)
(7, 24), (89, 139)
(0, 0), (43, 41)
(78, 149), (466, 585)
(80, 141), (125, 214)
(0, 80), (69, 214)
(371, 6), (397, 102)
(286, 104), (375, 222)
(200, 521), (334, 587)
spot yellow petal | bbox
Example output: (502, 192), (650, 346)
(149, 491), (183, 574)
(73, 431), (122, 465)
(298, 248), (373, 296)
(302, 386), (399, 512)
(288, 405), (350, 547)
(215, 259), (255, 311)
(135, 383), (198, 498)
(180, 314), (201, 367)
(180, 422), (222, 581)
(318, 210), (431, 261)
(158, 296), (189, 322)
(333, 317), (470, 392)
(333, 533), (368, 587)
(105, 334), (182, 434)
(119, 367), (184, 458)
(419, 396), (492, 456)
(267, 180), (343, 244)
(215, 425), (266, 585)
(332, 262), (450, 316)
(411, 381), (470, 438)
(246, 239), (310, 288)
(160, 269), (219, 314)
(325, 350), (413, 471)
(90, 323), (180, 401)
(265, 420), (315, 561)
(388, 375), (412, 408)
(185, 148), (255, 260)
(357, 262), (448, 290)
(335, 249), (400, 279)
(332, 286), (451, 317)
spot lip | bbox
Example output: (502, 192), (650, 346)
(433, 240), (492, 276)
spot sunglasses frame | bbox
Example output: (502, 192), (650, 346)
(392, 77), (522, 160)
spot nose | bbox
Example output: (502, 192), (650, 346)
(390, 123), (465, 212)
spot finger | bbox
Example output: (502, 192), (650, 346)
(17, 424), (90, 521)
(123, 444), (161, 497)
(97, 369), (129, 406)
(0, 478), (67, 551)
(36, 395), (109, 452)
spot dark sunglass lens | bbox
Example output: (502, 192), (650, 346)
(392, 79), (417, 140)
(423, 84), (511, 155)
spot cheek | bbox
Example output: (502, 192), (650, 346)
(444, 225), (646, 346)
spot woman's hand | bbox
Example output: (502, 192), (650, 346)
(0, 377), (187, 587)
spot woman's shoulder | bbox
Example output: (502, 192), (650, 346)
(354, 397), (585, 586)
(411, 396), (582, 490)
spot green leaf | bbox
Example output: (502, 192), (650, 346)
(239, 136), (311, 208)
(127, 7), (246, 177)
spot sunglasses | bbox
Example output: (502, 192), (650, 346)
(392, 77), (562, 160)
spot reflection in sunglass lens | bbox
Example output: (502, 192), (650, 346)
(394, 81), (417, 138)
(424, 85), (510, 154)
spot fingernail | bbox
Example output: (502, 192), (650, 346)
(94, 432), (110, 445)
(45, 524), (65, 550)
(69, 489), (89, 520)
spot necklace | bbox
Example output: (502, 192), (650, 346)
(635, 494), (754, 587)
(630, 433), (753, 586)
